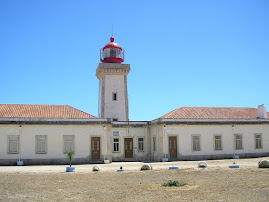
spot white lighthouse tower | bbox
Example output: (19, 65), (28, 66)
(96, 36), (130, 121)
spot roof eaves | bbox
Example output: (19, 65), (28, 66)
(151, 118), (269, 125)
(0, 117), (108, 125)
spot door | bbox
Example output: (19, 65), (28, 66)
(124, 138), (133, 158)
(169, 136), (177, 158)
(91, 137), (100, 159)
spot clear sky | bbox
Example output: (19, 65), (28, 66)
(0, 0), (268, 121)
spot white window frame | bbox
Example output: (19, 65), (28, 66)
(36, 135), (47, 154)
(138, 137), (144, 152)
(63, 135), (75, 153)
(214, 135), (222, 151)
(192, 135), (201, 151)
(8, 135), (19, 154)
(113, 138), (120, 152)
(254, 133), (262, 149)
(234, 134), (243, 150)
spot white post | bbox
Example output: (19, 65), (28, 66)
(17, 126), (23, 166)
(19, 126), (22, 161)
(162, 125), (168, 162)
(230, 124), (232, 158)
(103, 126), (107, 161)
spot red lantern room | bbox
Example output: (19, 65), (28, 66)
(100, 36), (124, 63)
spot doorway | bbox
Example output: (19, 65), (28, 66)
(91, 137), (100, 159)
(124, 138), (133, 158)
(169, 136), (177, 158)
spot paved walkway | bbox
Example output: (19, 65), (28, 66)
(0, 157), (267, 173)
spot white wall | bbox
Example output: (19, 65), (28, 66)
(1, 123), (268, 164)
(151, 124), (269, 160)
(109, 126), (149, 161)
(0, 124), (150, 164)
(0, 124), (105, 163)
(103, 75), (128, 121)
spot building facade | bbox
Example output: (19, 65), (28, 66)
(0, 37), (268, 165)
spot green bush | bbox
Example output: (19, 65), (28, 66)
(66, 151), (74, 167)
(141, 166), (150, 171)
(258, 160), (269, 168)
(92, 166), (101, 172)
(140, 164), (152, 171)
(162, 180), (187, 187)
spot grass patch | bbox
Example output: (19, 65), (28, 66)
(162, 180), (187, 187)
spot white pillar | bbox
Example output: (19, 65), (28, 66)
(103, 126), (107, 160)
(162, 125), (168, 162)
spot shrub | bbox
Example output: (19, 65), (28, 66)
(140, 163), (152, 171)
(198, 161), (208, 168)
(92, 165), (101, 172)
(258, 160), (269, 168)
(162, 180), (187, 187)
(66, 151), (74, 167)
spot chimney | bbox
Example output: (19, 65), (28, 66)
(257, 104), (267, 119)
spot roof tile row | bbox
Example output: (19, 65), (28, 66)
(0, 104), (268, 120)
(160, 107), (269, 119)
(0, 104), (97, 119)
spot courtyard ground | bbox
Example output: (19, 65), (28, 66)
(0, 157), (269, 201)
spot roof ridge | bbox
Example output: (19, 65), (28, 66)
(180, 106), (256, 109)
(0, 104), (97, 119)
(66, 105), (98, 118)
(159, 106), (267, 119)
(0, 104), (69, 106)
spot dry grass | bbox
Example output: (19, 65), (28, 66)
(1, 158), (269, 201)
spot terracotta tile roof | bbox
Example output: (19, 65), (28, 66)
(160, 107), (269, 119)
(0, 104), (97, 119)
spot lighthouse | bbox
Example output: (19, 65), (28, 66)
(96, 36), (130, 121)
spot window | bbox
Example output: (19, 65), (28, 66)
(112, 92), (117, 101)
(113, 131), (119, 136)
(112, 118), (118, 121)
(113, 138), (119, 152)
(255, 133), (262, 149)
(138, 138), (144, 151)
(153, 137), (156, 151)
(63, 135), (75, 153)
(36, 135), (47, 154)
(192, 135), (201, 151)
(235, 134), (243, 150)
(214, 135), (222, 150)
(8, 136), (19, 154)
(110, 48), (116, 57)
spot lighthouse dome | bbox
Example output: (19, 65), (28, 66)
(100, 36), (124, 63)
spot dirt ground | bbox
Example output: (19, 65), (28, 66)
(1, 157), (269, 201)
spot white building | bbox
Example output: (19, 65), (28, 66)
(0, 37), (268, 165)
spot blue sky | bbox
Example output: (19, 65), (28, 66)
(0, 0), (268, 121)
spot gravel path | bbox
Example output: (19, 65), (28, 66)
(0, 156), (267, 173)
(1, 157), (269, 201)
